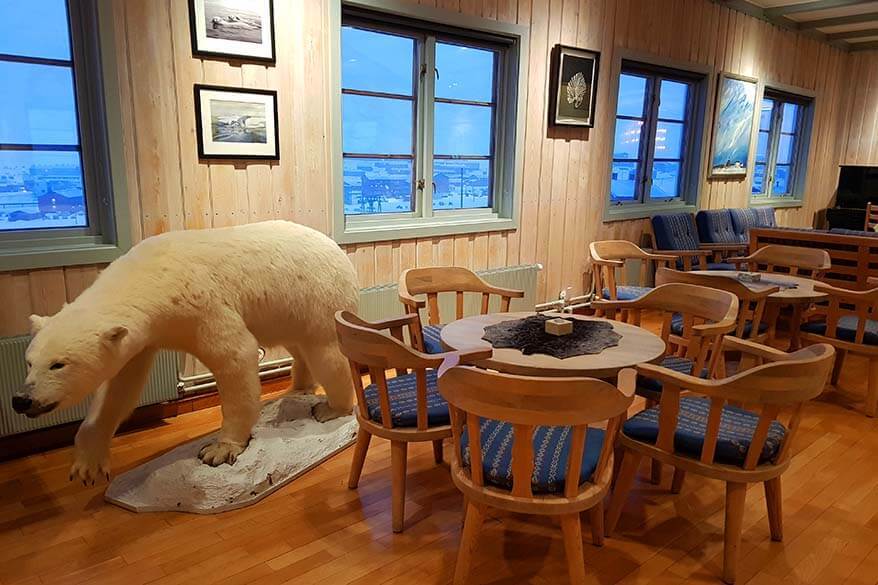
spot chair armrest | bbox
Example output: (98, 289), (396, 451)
(642, 252), (678, 262)
(592, 258), (625, 267)
(485, 285), (526, 299)
(700, 243), (748, 252)
(398, 290), (426, 310)
(436, 347), (495, 376)
(635, 362), (719, 391)
(814, 282), (878, 301)
(721, 335), (788, 361)
(346, 312), (421, 332)
(655, 249), (708, 257)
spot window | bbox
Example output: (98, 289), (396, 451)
(0, 0), (127, 271)
(610, 62), (705, 208)
(0, 0), (85, 232)
(752, 90), (813, 202)
(334, 5), (526, 244)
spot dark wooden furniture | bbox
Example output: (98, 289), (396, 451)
(750, 227), (878, 290)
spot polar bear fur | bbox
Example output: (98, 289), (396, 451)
(17, 221), (359, 482)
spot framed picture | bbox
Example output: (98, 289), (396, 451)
(550, 45), (600, 127)
(189, 0), (275, 63)
(194, 84), (279, 160)
(709, 73), (758, 177)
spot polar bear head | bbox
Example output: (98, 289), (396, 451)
(12, 311), (130, 418)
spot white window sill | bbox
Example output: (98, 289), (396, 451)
(0, 239), (125, 271)
(603, 201), (697, 222)
(335, 214), (517, 244)
(749, 197), (803, 209)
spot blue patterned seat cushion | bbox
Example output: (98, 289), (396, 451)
(801, 316), (878, 345)
(670, 313), (767, 338)
(422, 324), (445, 354)
(696, 209), (744, 244)
(460, 420), (606, 494)
(363, 369), (449, 427)
(637, 356), (702, 399)
(601, 285), (652, 301)
(623, 396), (787, 466)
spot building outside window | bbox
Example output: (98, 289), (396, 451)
(334, 4), (526, 244)
(752, 89), (813, 203)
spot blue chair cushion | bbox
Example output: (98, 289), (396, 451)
(652, 213), (701, 251)
(696, 209), (744, 244)
(729, 208), (777, 243)
(622, 396), (787, 466)
(422, 324), (445, 354)
(461, 420), (606, 494)
(637, 356), (697, 398)
(363, 369), (449, 427)
(801, 316), (878, 345)
(707, 262), (737, 271)
(601, 285), (652, 301)
(671, 313), (767, 338)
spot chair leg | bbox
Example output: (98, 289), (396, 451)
(764, 477), (783, 542)
(453, 501), (486, 585)
(670, 468), (686, 494)
(723, 482), (747, 585)
(650, 459), (663, 485)
(831, 349), (846, 386)
(605, 451), (643, 535)
(390, 440), (408, 533)
(867, 358), (878, 418)
(589, 502), (604, 547)
(347, 428), (371, 489)
(560, 513), (586, 585)
(433, 439), (444, 464)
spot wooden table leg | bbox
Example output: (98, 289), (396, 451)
(788, 304), (804, 351)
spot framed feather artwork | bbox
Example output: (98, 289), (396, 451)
(550, 45), (600, 127)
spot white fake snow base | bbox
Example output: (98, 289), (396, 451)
(105, 394), (357, 514)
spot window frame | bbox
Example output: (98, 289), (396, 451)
(330, 0), (528, 244)
(750, 84), (814, 208)
(0, 0), (131, 271)
(604, 50), (713, 222)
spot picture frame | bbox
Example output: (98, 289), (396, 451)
(550, 45), (600, 128)
(189, 0), (276, 63)
(709, 72), (759, 178)
(194, 84), (280, 160)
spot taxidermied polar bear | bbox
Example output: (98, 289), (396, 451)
(13, 221), (359, 482)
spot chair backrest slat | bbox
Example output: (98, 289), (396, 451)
(350, 361), (369, 419)
(589, 240), (673, 300)
(467, 414), (484, 487)
(656, 385), (681, 452)
(416, 369), (429, 431)
(743, 405), (781, 469)
(511, 424), (536, 498)
(564, 425), (588, 499)
(370, 367), (394, 430)
(699, 397), (725, 464)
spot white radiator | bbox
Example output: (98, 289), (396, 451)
(0, 335), (180, 438)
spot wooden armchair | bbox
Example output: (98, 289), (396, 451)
(606, 338), (836, 584)
(593, 282), (738, 487)
(799, 281), (878, 416)
(398, 267), (525, 354)
(656, 267), (778, 342)
(335, 311), (492, 532)
(728, 244), (831, 279)
(589, 240), (676, 301)
(437, 361), (635, 585)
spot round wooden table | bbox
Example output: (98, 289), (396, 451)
(690, 270), (827, 349)
(439, 312), (666, 379)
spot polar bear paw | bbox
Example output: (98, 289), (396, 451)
(312, 401), (352, 423)
(198, 441), (246, 466)
(69, 451), (110, 486)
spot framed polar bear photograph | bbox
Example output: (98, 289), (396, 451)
(189, 0), (276, 62)
(194, 85), (280, 160)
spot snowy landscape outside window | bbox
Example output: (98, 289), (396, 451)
(0, 0), (87, 232)
(752, 89), (813, 202)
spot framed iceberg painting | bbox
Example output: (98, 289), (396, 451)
(710, 73), (758, 177)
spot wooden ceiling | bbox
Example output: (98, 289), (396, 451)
(723, 0), (878, 50)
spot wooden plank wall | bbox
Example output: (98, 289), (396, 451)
(0, 0), (869, 337)
(838, 50), (878, 167)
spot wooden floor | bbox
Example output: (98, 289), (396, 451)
(2, 331), (878, 585)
